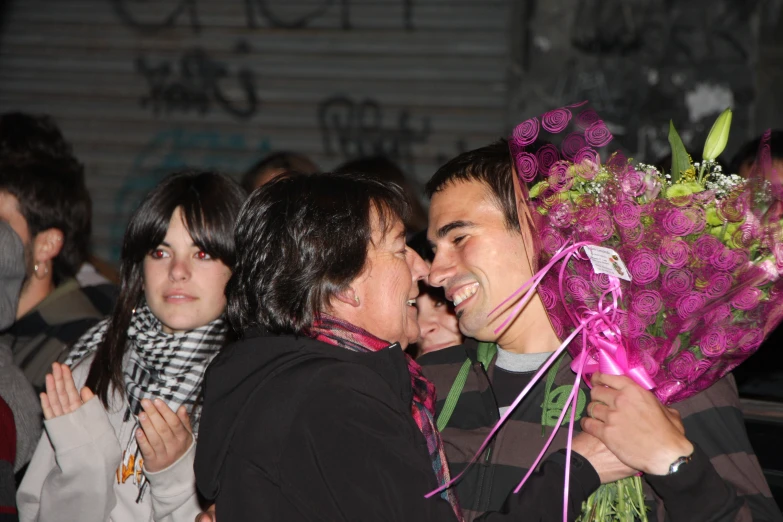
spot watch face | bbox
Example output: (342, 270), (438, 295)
(668, 455), (693, 475)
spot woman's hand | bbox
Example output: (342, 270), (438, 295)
(40, 362), (94, 420)
(136, 398), (194, 473)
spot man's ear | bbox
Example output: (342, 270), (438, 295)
(511, 163), (539, 270)
(33, 228), (64, 264)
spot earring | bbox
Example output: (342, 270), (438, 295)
(354, 295), (360, 305)
(33, 263), (49, 279)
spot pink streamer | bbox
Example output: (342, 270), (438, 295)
(425, 242), (657, 522)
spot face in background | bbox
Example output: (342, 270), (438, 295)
(427, 180), (533, 343)
(143, 206), (232, 334)
(344, 213), (429, 349)
(415, 280), (462, 354)
(739, 158), (783, 184)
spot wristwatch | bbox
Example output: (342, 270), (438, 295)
(667, 454), (693, 475)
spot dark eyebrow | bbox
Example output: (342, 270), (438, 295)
(435, 220), (476, 239)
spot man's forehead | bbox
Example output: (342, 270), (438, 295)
(428, 180), (494, 228)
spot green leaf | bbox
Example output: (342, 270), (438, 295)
(703, 108), (733, 161)
(668, 120), (691, 183)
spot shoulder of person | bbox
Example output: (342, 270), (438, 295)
(671, 374), (741, 419)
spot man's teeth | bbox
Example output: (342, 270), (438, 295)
(407, 299), (416, 306)
(452, 283), (478, 306)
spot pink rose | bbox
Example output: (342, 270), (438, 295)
(662, 269), (694, 295)
(676, 292), (706, 319)
(731, 287), (762, 311)
(542, 108), (573, 133)
(513, 117), (540, 146)
(659, 237), (690, 269)
(584, 120), (613, 147)
(536, 144), (560, 176)
(561, 132), (586, 160)
(628, 249), (660, 284)
(514, 152), (538, 183)
(631, 290), (663, 317)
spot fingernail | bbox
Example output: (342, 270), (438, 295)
(139, 412), (147, 421)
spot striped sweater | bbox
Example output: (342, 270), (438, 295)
(419, 340), (782, 522)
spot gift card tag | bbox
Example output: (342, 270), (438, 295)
(582, 245), (632, 281)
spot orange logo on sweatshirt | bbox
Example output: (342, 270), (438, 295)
(116, 451), (144, 485)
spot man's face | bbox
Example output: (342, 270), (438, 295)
(427, 180), (532, 342)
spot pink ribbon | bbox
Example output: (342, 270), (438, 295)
(424, 241), (656, 521)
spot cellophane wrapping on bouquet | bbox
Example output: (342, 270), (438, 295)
(507, 102), (783, 520)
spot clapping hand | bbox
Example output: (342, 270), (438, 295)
(40, 362), (94, 420)
(135, 398), (194, 473)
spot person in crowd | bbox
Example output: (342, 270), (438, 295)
(407, 230), (462, 357)
(240, 150), (319, 191)
(0, 222), (42, 479)
(16, 170), (245, 522)
(0, 111), (119, 309)
(0, 395), (17, 522)
(0, 158), (107, 393)
(335, 155), (428, 233)
(420, 140), (782, 521)
(193, 172), (721, 522)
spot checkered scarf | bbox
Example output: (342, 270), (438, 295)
(66, 304), (227, 501)
(309, 315), (462, 521)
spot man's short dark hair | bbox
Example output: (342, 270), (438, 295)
(729, 130), (783, 175)
(0, 112), (82, 171)
(0, 160), (91, 283)
(425, 138), (520, 231)
(226, 172), (410, 335)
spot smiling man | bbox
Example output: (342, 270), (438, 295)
(418, 140), (782, 522)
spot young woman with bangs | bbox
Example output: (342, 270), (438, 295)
(17, 170), (245, 522)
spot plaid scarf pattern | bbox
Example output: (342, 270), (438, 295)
(309, 315), (463, 521)
(66, 304), (227, 501)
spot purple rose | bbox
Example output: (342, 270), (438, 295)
(548, 161), (574, 192)
(703, 303), (732, 324)
(693, 235), (723, 260)
(576, 109), (600, 129)
(662, 268), (694, 295)
(542, 108), (573, 133)
(681, 207), (706, 235)
(537, 285), (557, 310)
(514, 152), (538, 183)
(632, 290), (663, 317)
(632, 333), (659, 352)
(536, 144), (560, 176)
(619, 224), (644, 245)
(541, 227), (566, 254)
(584, 120), (613, 147)
(579, 207), (614, 242)
(659, 237), (690, 269)
(574, 147), (600, 172)
(686, 359), (712, 382)
(663, 208), (695, 236)
(731, 287), (762, 311)
(613, 200), (642, 229)
(628, 249), (660, 284)
(670, 351), (698, 380)
(700, 327), (727, 357)
(641, 353), (660, 378)
(731, 222), (759, 250)
(705, 272), (733, 299)
(561, 132), (586, 160)
(616, 311), (646, 338)
(513, 117), (540, 147)
(676, 292), (706, 319)
(549, 202), (574, 229)
(738, 329), (764, 353)
(590, 272), (612, 292)
(566, 276), (593, 302)
(711, 249), (742, 272)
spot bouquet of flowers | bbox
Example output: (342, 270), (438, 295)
(493, 102), (783, 521)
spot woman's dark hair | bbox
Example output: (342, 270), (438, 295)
(85, 170), (246, 407)
(227, 172), (409, 336)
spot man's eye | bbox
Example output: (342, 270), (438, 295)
(452, 236), (466, 245)
(196, 251), (212, 260)
(434, 300), (446, 308)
